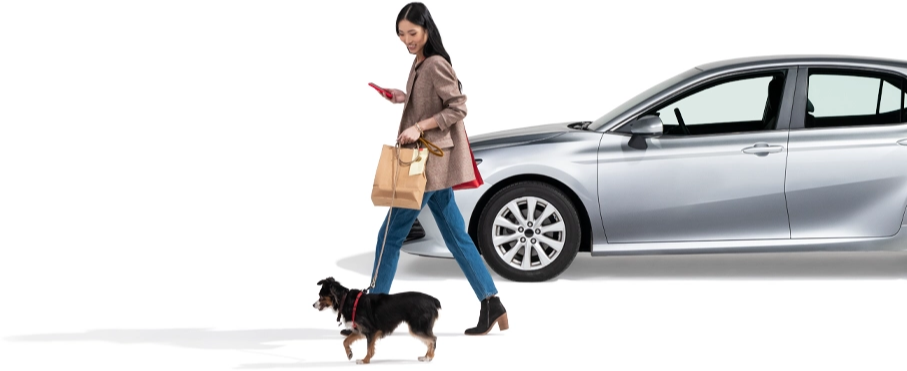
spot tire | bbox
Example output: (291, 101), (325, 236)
(476, 181), (581, 282)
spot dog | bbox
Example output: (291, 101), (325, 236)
(313, 277), (441, 364)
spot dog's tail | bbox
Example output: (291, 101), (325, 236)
(431, 297), (442, 321)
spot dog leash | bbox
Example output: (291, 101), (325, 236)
(366, 136), (442, 294)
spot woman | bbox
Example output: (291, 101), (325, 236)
(359, 2), (509, 336)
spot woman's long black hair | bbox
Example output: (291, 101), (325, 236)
(396, 2), (462, 92)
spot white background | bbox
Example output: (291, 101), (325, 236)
(3, 1), (907, 370)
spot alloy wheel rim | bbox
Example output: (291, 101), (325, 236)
(490, 196), (566, 271)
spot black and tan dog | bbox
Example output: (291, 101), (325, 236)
(313, 277), (441, 364)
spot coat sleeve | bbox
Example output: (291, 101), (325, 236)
(427, 58), (467, 132)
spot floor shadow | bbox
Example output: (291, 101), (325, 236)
(336, 251), (488, 281)
(237, 359), (423, 369)
(5, 327), (470, 352)
(339, 249), (907, 282)
(554, 251), (907, 281)
(5, 328), (339, 350)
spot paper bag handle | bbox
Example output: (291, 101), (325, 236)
(417, 137), (443, 157)
(393, 137), (443, 165)
(393, 144), (422, 166)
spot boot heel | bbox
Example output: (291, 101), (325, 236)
(496, 313), (509, 331)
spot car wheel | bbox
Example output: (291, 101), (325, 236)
(477, 181), (581, 282)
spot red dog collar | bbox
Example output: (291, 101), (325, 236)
(351, 291), (363, 329)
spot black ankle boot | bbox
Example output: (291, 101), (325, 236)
(465, 296), (508, 335)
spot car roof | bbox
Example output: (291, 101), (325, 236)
(695, 54), (907, 71)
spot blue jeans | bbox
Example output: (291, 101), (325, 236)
(369, 187), (498, 301)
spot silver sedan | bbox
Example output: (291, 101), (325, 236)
(402, 55), (907, 282)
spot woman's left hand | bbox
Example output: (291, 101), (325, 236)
(397, 125), (422, 144)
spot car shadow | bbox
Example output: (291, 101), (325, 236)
(559, 251), (907, 280)
(335, 250), (499, 281)
(338, 250), (907, 281)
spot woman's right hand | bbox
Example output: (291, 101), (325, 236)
(385, 88), (406, 103)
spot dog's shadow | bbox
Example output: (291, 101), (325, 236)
(6, 328), (441, 368)
(6, 327), (466, 348)
(338, 249), (907, 281)
(5, 328), (337, 350)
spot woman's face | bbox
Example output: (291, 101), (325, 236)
(397, 19), (427, 57)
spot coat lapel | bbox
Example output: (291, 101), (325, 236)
(404, 58), (423, 107)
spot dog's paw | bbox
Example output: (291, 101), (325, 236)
(356, 359), (369, 364)
(418, 356), (433, 362)
(346, 351), (353, 360)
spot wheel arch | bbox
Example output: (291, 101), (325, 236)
(466, 174), (593, 254)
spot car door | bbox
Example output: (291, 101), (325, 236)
(785, 66), (907, 239)
(597, 67), (796, 243)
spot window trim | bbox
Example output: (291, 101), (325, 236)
(791, 66), (907, 130)
(625, 68), (795, 138)
(611, 67), (797, 136)
(655, 73), (779, 127)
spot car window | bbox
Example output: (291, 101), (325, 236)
(658, 77), (772, 126)
(880, 80), (902, 113)
(646, 71), (787, 136)
(805, 70), (906, 128)
(590, 68), (701, 131)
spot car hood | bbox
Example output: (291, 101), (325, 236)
(468, 121), (588, 151)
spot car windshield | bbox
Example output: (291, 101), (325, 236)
(588, 68), (701, 131)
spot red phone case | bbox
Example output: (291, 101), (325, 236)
(369, 83), (393, 99)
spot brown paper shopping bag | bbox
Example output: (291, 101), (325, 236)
(371, 144), (427, 210)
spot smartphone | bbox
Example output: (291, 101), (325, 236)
(369, 83), (394, 99)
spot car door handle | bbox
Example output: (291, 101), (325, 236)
(742, 143), (783, 155)
(898, 139), (907, 146)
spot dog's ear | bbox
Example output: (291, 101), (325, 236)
(317, 277), (335, 286)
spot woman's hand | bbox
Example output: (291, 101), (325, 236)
(386, 88), (406, 103)
(397, 124), (422, 144)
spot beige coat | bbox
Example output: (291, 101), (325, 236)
(399, 55), (476, 192)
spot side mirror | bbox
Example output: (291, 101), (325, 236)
(630, 115), (664, 135)
(628, 115), (663, 149)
